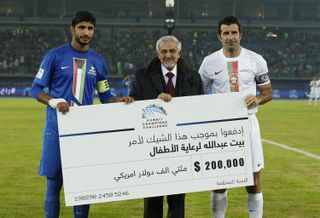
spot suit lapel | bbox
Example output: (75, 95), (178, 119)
(150, 69), (166, 94)
(176, 70), (185, 97)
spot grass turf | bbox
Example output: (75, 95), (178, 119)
(0, 98), (319, 217)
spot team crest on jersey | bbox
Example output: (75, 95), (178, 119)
(227, 61), (240, 92)
(229, 73), (239, 87)
(88, 66), (97, 76)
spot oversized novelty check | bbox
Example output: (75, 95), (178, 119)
(58, 92), (253, 206)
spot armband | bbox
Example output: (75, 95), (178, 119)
(48, 98), (67, 109)
(255, 73), (270, 85)
(97, 79), (110, 93)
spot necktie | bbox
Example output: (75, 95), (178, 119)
(166, 72), (175, 97)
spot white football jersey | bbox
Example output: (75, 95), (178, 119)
(199, 47), (270, 114)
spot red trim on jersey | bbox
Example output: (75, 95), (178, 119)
(72, 59), (78, 96)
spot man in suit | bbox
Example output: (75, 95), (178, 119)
(130, 35), (203, 218)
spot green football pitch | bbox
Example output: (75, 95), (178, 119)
(0, 98), (319, 217)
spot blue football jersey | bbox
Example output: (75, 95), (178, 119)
(33, 43), (110, 106)
(32, 43), (112, 178)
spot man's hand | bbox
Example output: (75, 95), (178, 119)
(245, 83), (273, 108)
(110, 96), (134, 104)
(157, 93), (172, 102)
(245, 94), (258, 108)
(48, 98), (69, 114)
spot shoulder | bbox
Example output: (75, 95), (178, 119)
(202, 49), (222, 64)
(242, 47), (266, 63)
(43, 44), (69, 60)
(135, 67), (147, 76)
(136, 57), (161, 76)
(89, 48), (103, 58)
(133, 67), (149, 82)
(51, 44), (70, 54)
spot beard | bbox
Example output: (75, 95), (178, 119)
(225, 41), (238, 53)
(227, 47), (235, 53)
(162, 59), (177, 70)
(75, 35), (91, 46)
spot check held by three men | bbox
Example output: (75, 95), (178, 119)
(57, 92), (254, 206)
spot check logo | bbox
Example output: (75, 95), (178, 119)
(215, 70), (223, 75)
(61, 66), (70, 70)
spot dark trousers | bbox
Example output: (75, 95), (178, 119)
(144, 194), (185, 218)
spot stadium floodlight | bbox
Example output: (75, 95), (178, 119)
(165, 0), (175, 8)
(165, 18), (175, 29)
(165, 18), (175, 35)
(165, 0), (175, 35)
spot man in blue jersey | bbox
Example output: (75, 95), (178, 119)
(30, 11), (133, 218)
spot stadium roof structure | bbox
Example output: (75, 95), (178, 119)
(0, 0), (320, 28)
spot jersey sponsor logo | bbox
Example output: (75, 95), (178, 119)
(88, 66), (97, 76)
(36, 68), (44, 79)
(215, 70), (223, 75)
(61, 66), (70, 70)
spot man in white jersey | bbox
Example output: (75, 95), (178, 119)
(309, 76), (319, 106)
(317, 76), (320, 102)
(198, 16), (272, 218)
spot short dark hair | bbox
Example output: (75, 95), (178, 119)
(72, 11), (96, 27)
(218, 16), (241, 35)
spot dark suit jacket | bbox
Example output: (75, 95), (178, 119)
(130, 57), (203, 99)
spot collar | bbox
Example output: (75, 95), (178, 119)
(161, 64), (177, 77)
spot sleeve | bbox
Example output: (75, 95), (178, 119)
(96, 57), (113, 103)
(129, 70), (143, 100)
(254, 55), (270, 86)
(30, 51), (55, 99)
(198, 58), (212, 93)
(33, 51), (55, 87)
(30, 82), (45, 100)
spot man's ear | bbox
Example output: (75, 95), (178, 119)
(217, 34), (222, 42)
(70, 26), (74, 35)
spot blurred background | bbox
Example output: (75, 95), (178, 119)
(0, 0), (319, 98)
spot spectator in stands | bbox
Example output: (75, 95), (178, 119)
(1, 24), (320, 79)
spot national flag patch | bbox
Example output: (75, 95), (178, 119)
(72, 58), (87, 104)
(228, 61), (239, 92)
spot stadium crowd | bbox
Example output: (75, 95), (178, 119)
(1, 26), (320, 78)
